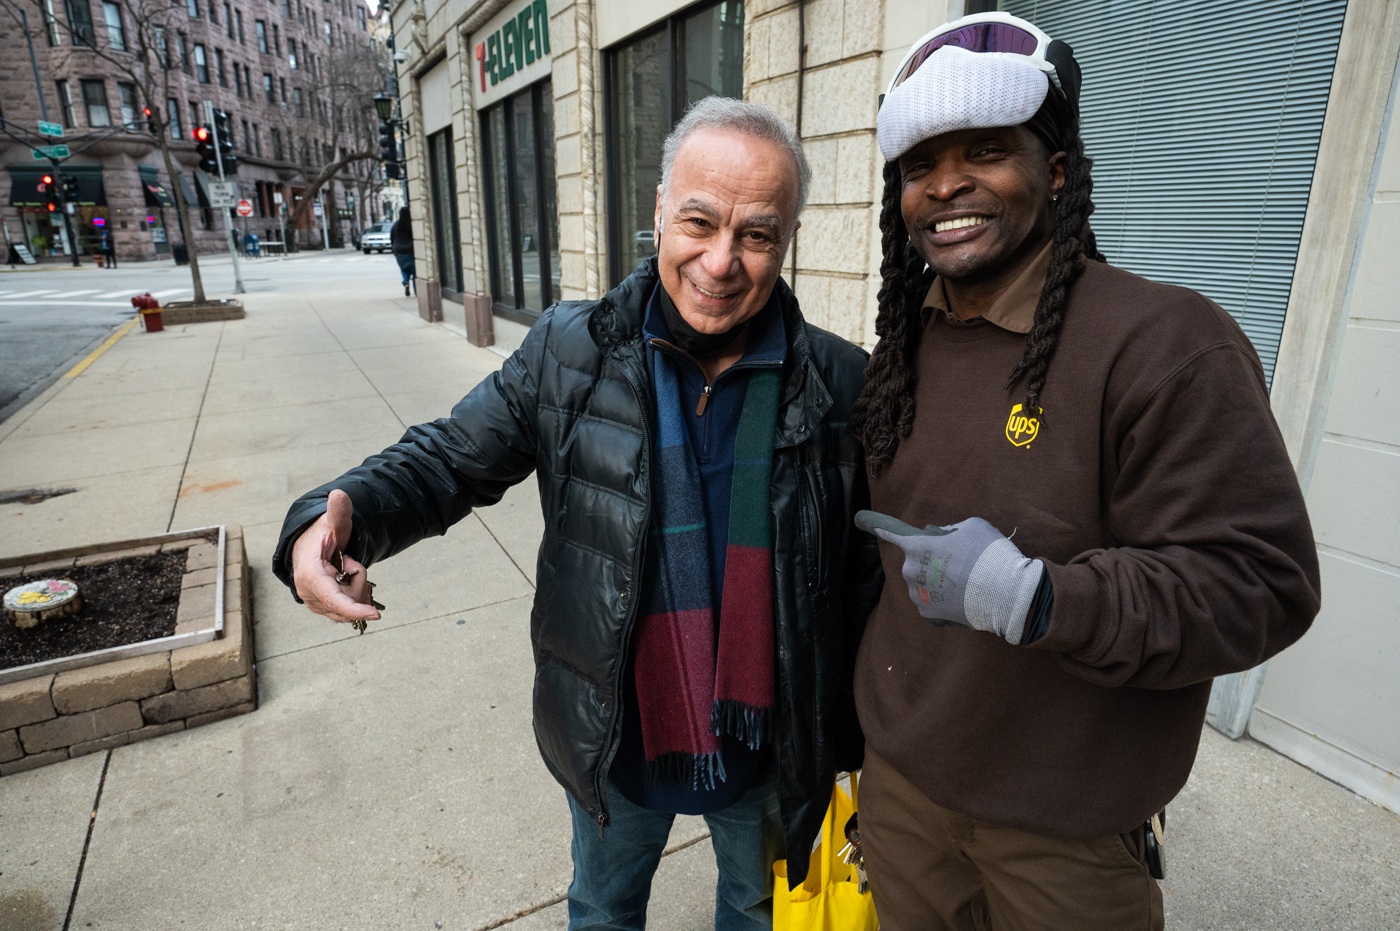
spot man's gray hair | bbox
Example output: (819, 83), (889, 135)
(658, 97), (811, 233)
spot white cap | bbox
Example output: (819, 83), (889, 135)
(877, 45), (1050, 161)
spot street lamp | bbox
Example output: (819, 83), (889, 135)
(374, 92), (394, 123)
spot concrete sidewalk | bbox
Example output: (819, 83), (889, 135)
(0, 283), (1395, 930)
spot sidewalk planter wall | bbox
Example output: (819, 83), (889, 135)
(0, 525), (256, 776)
(157, 300), (247, 325)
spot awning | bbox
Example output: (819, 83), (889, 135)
(6, 165), (105, 207)
(7, 168), (48, 207)
(139, 165), (174, 207)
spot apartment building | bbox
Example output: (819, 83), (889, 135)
(1, 0), (385, 262)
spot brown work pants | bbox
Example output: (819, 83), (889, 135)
(860, 746), (1164, 931)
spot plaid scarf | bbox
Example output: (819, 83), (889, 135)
(633, 349), (781, 790)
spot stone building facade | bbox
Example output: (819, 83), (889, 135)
(388, 0), (1400, 817)
(1, 0), (388, 264)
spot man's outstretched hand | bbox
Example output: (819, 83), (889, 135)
(291, 489), (381, 626)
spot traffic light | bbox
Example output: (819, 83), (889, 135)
(38, 174), (61, 212)
(193, 126), (218, 174)
(379, 121), (401, 178)
(62, 176), (80, 201)
(143, 106), (154, 134)
(212, 110), (238, 175)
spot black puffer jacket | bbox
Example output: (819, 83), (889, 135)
(273, 259), (883, 884)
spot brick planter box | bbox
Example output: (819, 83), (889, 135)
(158, 300), (246, 325)
(0, 525), (255, 776)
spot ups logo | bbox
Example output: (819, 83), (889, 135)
(1005, 403), (1040, 447)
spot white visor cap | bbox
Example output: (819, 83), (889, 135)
(877, 45), (1050, 162)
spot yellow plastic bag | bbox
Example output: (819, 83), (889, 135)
(773, 772), (880, 931)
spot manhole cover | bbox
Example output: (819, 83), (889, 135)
(4, 579), (83, 629)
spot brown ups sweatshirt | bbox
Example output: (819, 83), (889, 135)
(854, 247), (1321, 838)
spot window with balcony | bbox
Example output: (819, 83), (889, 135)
(102, 1), (124, 50)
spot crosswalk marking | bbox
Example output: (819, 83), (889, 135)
(45, 289), (102, 299)
(150, 288), (190, 298)
(5, 290), (57, 299)
(97, 289), (139, 299)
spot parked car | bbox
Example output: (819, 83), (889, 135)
(360, 221), (393, 254)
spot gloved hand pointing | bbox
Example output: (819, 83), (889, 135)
(855, 510), (1043, 645)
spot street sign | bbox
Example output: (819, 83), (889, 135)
(207, 180), (239, 208)
(31, 145), (70, 159)
(236, 199), (254, 217)
(312, 201), (324, 218)
(38, 121), (64, 138)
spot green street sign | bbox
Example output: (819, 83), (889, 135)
(32, 144), (70, 159)
(38, 121), (64, 137)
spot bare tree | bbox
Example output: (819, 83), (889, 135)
(281, 23), (388, 249)
(30, 0), (215, 302)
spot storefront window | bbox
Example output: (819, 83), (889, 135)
(481, 79), (559, 322)
(605, 1), (744, 285)
(427, 128), (463, 294)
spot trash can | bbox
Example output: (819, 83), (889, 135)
(171, 243), (189, 265)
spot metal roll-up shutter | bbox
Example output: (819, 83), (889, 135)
(1000, 0), (1349, 381)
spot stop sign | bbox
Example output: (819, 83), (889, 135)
(235, 199), (254, 217)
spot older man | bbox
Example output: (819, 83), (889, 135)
(273, 97), (880, 930)
(848, 13), (1320, 930)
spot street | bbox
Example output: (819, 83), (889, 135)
(0, 250), (406, 420)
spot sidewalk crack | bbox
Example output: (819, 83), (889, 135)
(167, 323), (225, 531)
(61, 748), (112, 931)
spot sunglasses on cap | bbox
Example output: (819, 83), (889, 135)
(885, 12), (1061, 99)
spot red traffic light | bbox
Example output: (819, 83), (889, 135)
(193, 126), (210, 142)
(41, 174), (54, 185)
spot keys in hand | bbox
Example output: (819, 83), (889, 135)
(291, 489), (383, 629)
(837, 811), (869, 894)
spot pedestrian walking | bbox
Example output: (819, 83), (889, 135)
(100, 228), (117, 268)
(847, 12), (1321, 930)
(274, 98), (881, 930)
(391, 206), (415, 296)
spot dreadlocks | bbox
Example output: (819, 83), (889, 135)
(850, 111), (1105, 474)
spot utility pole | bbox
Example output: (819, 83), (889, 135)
(205, 101), (245, 294)
(319, 194), (330, 250)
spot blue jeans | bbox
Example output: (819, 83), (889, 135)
(395, 253), (415, 286)
(566, 777), (783, 931)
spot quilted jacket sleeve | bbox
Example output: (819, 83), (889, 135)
(271, 310), (553, 594)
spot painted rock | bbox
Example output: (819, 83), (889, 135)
(4, 578), (83, 629)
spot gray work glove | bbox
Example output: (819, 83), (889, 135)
(856, 510), (1044, 645)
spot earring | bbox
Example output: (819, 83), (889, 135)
(1052, 194), (1060, 203)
